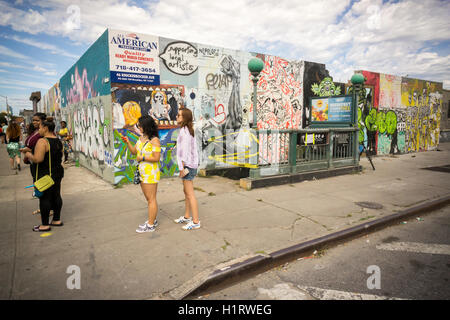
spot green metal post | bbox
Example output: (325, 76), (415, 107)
(328, 130), (334, 168)
(252, 77), (259, 169)
(351, 73), (365, 166)
(248, 58), (264, 178)
(289, 131), (297, 172)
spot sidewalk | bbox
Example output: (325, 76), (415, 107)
(1, 142), (449, 299)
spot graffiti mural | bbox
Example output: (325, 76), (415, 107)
(62, 95), (114, 182)
(59, 29), (110, 108)
(40, 28), (445, 185)
(190, 47), (255, 169)
(113, 127), (180, 184)
(111, 83), (184, 183)
(303, 62), (327, 128)
(401, 78), (442, 152)
(311, 77), (342, 97)
(65, 66), (98, 106)
(354, 71), (442, 156)
(256, 55), (303, 130)
(111, 83), (184, 131)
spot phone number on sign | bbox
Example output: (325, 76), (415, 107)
(114, 65), (156, 73)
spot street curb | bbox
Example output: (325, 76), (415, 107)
(180, 193), (450, 300)
(240, 165), (362, 190)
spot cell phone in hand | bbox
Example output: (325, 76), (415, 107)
(183, 168), (189, 175)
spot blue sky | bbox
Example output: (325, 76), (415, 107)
(0, 0), (449, 115)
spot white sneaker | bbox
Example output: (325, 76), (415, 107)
(139, 220), (158, 229)
(136, 223), (156, 233)
(182, 221), (201, 230)
(174, 216), (192, 224)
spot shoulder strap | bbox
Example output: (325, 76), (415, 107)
(35, 138), (51, 181)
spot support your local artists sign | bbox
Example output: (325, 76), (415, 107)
(109, 29), (160, 85)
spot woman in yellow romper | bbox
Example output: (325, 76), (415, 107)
(121, 115), (161, 233)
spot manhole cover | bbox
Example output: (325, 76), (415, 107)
(355, 201), (383, 209)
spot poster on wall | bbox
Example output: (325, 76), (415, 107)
(310, 95), (353, 124)
(109, 29), (160, 85)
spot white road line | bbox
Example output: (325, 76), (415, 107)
(296, 285), (407, 300)
(258, 283), (407, 300)
(376, 242), (450, 255)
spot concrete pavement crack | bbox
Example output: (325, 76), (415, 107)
(234, 192), (332, 232)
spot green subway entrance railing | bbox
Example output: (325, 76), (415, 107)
(249, 127), (360, 179)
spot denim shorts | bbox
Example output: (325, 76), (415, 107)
(182, 167), (197, 181)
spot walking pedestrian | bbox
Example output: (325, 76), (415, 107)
(0, 123), (6, 144)
(173, 107), (201, 230)
(22, 117), (64, 232)
(58, 121), (70, 163)
(6, 120), (22, 171)
(121, 115), (161, 233)
(1, 122), (8, 144)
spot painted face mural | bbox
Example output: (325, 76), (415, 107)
(111, 83), (185, 185)
(311, 77), (341, 97)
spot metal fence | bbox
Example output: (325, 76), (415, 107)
(250, 127), (359, 178)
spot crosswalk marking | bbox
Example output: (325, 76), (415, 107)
(376, 242), (450, 255)
(257, 283), (407, 300)
(296, 285), (407, 300)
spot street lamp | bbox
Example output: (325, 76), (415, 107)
(248, 57), (264, 129)
(350, 73), (365, 126)
(350, 73), (366, 166)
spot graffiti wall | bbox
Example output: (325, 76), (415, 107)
(39, 82), (62, 123)
(60, 95), (114, 181)
(59, 30), (110, 108)
(57, 29), (113, 181)
(303, 61), (345, 128)
(401, 78), (442, 152)
(111, 83), (183, 184)
(40, 28), (445, 185)
(356, 70), (443, 155)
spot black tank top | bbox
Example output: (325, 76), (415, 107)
(36, 138), (64, 181)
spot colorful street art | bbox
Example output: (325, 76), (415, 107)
(311, 77), (342, 97)
(192, 46), (256, 169)
(303, 61), (345, 128)
(113, 127), (179, 185)
(60, 96), (113, 181)
(40, 28), (444, 185)
(111, 83), (185, 130)
(111, 83), (183, 183)
(355, 71), (442, 156)
(59, 29), (110, 108)
(256, 55), (303, 130)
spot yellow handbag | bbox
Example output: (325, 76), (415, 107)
(34, 138), (55, 193)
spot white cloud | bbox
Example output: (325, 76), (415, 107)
(0, 61), (26, 69)
(3, 35), (79, 59)
(0, 0), (448, 89)
(0, 77), (52, 90)
(0, 44), (30, 60)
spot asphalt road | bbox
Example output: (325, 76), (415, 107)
(195, 205), (450, 300)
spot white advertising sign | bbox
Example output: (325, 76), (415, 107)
(109, 29), (160, 85)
